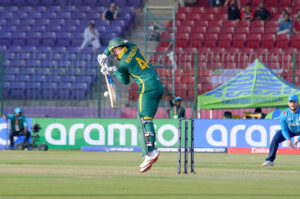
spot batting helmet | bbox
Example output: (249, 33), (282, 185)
(107, 37), (126, 53)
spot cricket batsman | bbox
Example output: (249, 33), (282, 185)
(97, 37), (164, 173)
(262, 94), (300, 166)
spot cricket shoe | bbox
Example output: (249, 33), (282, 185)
(139, 150), (160, 173)
(261, 161), (274, 167)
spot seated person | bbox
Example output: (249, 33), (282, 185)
(241, 3), (254, 21)
(2, 107), (30, 149)
(278, 9), (288, 24)
(224, 0), (241, 21)
(80, 23), (100, 50)
(169, 96), (185, 119)
(102, 3), (118, 21)
(277, 13), (293, 35)
(293, 15), (300, 34)
(254, 2), (270, 21)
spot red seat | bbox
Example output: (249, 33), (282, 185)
(265, 0), (278, 6)
(190, 7), (205, 14)
(236, 20), (250, 27)
(204, 7), (219, 14)
(177, 7), (191, 14)
(250, 27), (264, 34)
(262, 34), (276, 49)
(267, 7), (277, 14)
(215, 13), (227, 21)
(181, 20), (195, 27)
(265, 26), (277, 34)
(221, 27), (234, 34)
(232, 34), (246, 48)
(279, 0), (292, 6)
(206, 26), (220, 34)
(252, 0), (263, 6)
(178, 26), (192, 33)
(277, 34), (290, 49)
(251, 21), (264, 27)
(295, 0), (300, 6)
(265, 21), (278, 28)
(247, 34), (262, 49)
(202, 14), (214, 21)
(291, 34), (300, 48)
(210, 21), (223, 27)
(194, 20), (208, 28)
(187, 13), (200, 21)
(223, 20), (236, 27)
(219, 34), (232, 48)
(240, 0), (250, 6)
(190, 33), (204, 48)
(204, 33), (218, 48)
(176, 13), (186, 21)
(192, 26), (206, 34)
(176, 33), (189, 48)
(235, 27), (249, 34)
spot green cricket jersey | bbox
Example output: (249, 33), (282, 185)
(104, 41), (160, 92)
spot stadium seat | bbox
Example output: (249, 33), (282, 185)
(190, 7), (204, 14)
(178, 26), (192, 33)
(295, 0), (300, 6)
(279, 0), (292, 6)
(10, 82), (26, 99)
(250, 27), (264, 34)
(187, 13), (200, 21)
(214, 14), (227, 21)
(26, 82), (41, 99)
(193, 26), (206, 34)
(232, 34), (246, 48)
(235, 27), (249, 34)
(251, 20), (264, 28)
(202, 14), (214, 21)
(265, 0), (278, 6)
(176, 13), (186, 21)
(277, 34), (290, 49)
(221, 27), (234, 34)
(223, 20), (236, 27)
(236, 21), (250, 27)
(190, 33), (204, 48)
(219, 34), (232, 48)
(265, 26), (277, 34)
(204, 33), (218, 48)
(291, 34), (300, 48)
(12, 32), (26, 46)
(262, 34), (276, 49)
(247, 34), (262, 49)
(206, 27), (220, 34)
(176, 33), (189, 48)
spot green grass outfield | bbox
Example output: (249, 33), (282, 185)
(0, 151), (300, 199)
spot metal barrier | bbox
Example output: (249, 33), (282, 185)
(1, 50), (299, 118)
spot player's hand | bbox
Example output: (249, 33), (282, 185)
(97, 54), (108, 67)
(100, 66), (117, 75)
(294, 139), (300, 148)
(288, 139), (294, 150)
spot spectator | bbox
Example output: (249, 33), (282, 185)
(169, 96), (185, 119)
(210, 0), (223, 7)
(293, 15), (300, 34)
(241, 3), (254, 21)
(223, 111), (232, 119)
(2, 107), (30, 150)
(102, 3), (118, 21)
(80, 23), (100, 51)
(254, 107), (266, 119)
(224, 0), (241, 21)
(278, 9), (288, 24)
(277, 13), (293, 35)
(254, 2), (270, 21)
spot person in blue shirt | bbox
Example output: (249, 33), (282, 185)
(277, 13), (293, 35)
(2, 107), (30, 149)
(262, 94), (300, 166)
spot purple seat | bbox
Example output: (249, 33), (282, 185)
(6, 26), (17, 32)
(27, 0), (39, 5)
(0, 0), (13, 6)
(22, 19), (35, 25)
(77, 75), (93, 85)
(46, 76), (61, 82)
(13, 0), (26, 5)
(72, 83), (88, 99)
(41, 32), (56, 46)
(66, 19), (80, 26)
(8, 19), (21, 25)
(18, 75), (30, 82)
(70, 0), (83, 5)
(0, 32), (11, 46)
(27, 32), (41, 46)
(42, 0), (57, 6)
(4, 52), (14, 59)
(62, 5), (76, 12)
(30, 75), (46, 82)
(83, 0), (98, 5)
(38, 46), (52, 52)
(42, 12), (57, 19)
(56, 12), (71, 19)
(41, 83), (56, 99)
(106, 26), (123, 36)
(62, 25), (76, 32)
(97, 26), (106, 33)
(114, 0), (128, 7)
(63, 75), (76, 83)
(35, 19), (50, 26)
(51, 68), (66, 74)
(67, 46), (81, 53)
(0, 19), (6, 25)
(128, 0), (142, 6)
(31, 26), (46, 32)
(56, 33), (71, 46)
(51, 19), (65, 25)
(19, 6), (33, 12)
(23, 46), (37, 52)
(17, 53), (30, 60)
(78, 5), (92, 12)
(52, 46), (67, 52)
(1, 12), (13, 19)
(22, 68), (36, 75)
(12, 32), (26, 45)
(10, 82), (26, 99)
(57, 83), (72, 99)
(26, 82), (41, 99)
(15, 12), (28, 19)
(100, 33), (117, 45)
(18, 26), (31, 32)
(71, 12), (87, 19)
(46, 25), (61, 32)
(122, 7), (135, 14)
(67, 68), (81, 75)
(3, 82), (10, 98)
(8, 45), (22, 52)
(111, 20), (126, 28)
(4, 60), (11, 67)
(4, 74), (15, 82)
(35, 68), (50, 75)
(26, 61), (40, 68)
(97, 20), (110, 26)
(97, 0), (111, 6)
(12, 60), (26, 67)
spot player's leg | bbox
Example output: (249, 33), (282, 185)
(9, 130), (18, 149)
(262, 130), (287, 166)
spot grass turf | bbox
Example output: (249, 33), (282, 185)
(0, 151), (299, 199)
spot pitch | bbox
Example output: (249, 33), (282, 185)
(0, 151), (299, 199)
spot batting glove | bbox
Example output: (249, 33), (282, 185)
(97, 53), (108, 68)
(100, 66), (117, 75)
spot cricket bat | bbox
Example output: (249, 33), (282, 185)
(104, 72), (119, 109)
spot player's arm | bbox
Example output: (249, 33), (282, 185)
(280, 112), (294, 149)
(23, 117), (28, 133)
(114, 69), (130, 85)
(3, 114), (13, 121)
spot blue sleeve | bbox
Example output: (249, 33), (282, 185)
(6, 114), (14, 120)
(278, 23), (283, 31)
(280, 111), (290, 140)
(23, 117), (28, 127)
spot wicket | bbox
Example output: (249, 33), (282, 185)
(178, 118), (195, 174)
